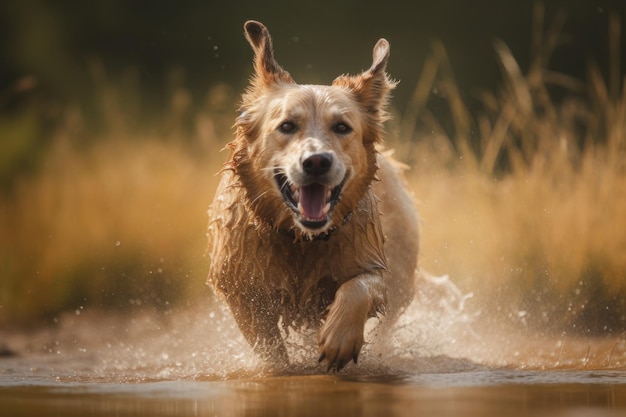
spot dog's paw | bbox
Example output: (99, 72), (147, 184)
(317, 331), (362, 372)
(317, 300), (368, 372)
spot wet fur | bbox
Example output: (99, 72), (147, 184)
(207, 21), (419, 371)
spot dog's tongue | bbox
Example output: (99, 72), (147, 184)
(299, 183), (327, 220)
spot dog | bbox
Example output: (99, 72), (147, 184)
(207, 21), (419, 371)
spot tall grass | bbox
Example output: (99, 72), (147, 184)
(396, 6), (626, 334)
(1, 8), (624, 335)
(0, 74), (233, 325)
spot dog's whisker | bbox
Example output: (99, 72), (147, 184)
(279, 179), (293, 193)
(249, 190), (270, 207)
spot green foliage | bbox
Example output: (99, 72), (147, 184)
(0, 110), (41, 189)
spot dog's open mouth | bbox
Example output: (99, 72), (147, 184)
(275, 171), (347, 230)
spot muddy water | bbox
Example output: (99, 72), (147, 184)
(2, 275), (626, 416)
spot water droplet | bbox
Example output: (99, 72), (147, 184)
(115, 240), (121, 247)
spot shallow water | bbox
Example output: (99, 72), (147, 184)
(2, 274), (626, 416)
(3, 372), (626, 417)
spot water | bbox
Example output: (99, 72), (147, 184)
(2, 274), (626, 416)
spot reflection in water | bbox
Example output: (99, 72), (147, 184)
(2, 374), (626, 417)
(1, 273), (626, 416)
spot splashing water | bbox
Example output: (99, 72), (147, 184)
(2, 270), (626, 385)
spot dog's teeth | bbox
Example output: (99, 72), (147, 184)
(325, 188), (332, 201)
(322, 202), (330, 215)
(293, 188), (300, 202)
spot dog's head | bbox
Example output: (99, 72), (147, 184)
(229, 20), (395, 239)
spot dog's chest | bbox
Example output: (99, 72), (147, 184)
(269, 235), (361, 285)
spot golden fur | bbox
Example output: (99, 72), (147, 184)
(207, 21), (419, 371)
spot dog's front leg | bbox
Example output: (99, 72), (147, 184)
(225, 295), (289, 365)
(317, 272), (387, 371)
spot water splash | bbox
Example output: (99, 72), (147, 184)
(2, 270), (626, 383)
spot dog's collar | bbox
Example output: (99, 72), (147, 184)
(277, 212), (353, 242)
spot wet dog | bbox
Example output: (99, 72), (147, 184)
(207, 21), (419, 371)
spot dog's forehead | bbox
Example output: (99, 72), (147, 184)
(271, 84), (356, 114)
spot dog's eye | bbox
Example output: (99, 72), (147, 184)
(333, 122), (352, 135)
(278, 121), (297, 134)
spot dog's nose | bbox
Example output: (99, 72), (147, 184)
(302, 152), (333, 176)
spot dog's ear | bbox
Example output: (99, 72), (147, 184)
(333, 38), (396, 116)
(243, 20), (294, 86)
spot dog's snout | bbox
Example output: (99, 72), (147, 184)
(302, 152), (333, 176)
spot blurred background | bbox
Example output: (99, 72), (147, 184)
(1, 0), (625, 337)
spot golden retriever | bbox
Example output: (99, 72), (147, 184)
(207, 20), (419, 371)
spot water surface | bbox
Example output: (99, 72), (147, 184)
(2, 275), (626, 416)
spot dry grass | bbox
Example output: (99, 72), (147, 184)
(0, 78), (234, 324)
(1, 8), (625, 334)
(395, 6), (626, 334)
(0, 135), (222, 323)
